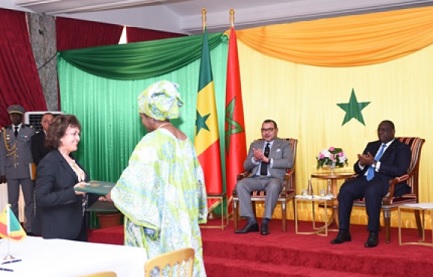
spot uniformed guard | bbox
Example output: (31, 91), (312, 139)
(0, 105), (35, 234)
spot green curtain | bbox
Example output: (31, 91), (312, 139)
(58, 37), (228, 184)
(58, 32), (224, 80)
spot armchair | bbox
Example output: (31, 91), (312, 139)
(353, 137), (424, 243)
(232, 138), (297, 232)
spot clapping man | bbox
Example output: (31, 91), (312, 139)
(331, 120), (411, 247)
(235, 119), (293, 235)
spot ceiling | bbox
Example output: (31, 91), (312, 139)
(3, 0), (433, 34)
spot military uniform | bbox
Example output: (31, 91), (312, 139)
(0, 105), (35, 232)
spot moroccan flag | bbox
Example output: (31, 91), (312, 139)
(0, 205), (27, 240)
(225, 27), (247, 206)
(194, 28), (223, 211)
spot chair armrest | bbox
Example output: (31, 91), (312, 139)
(284, 170), (294, 188)
(233, 170), (251, 197)
(281, 169), (295, 194)
(383, 174), (410, 204)
(237, 170), (251, 180)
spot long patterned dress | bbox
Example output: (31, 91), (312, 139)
(111, 128), (208, 277)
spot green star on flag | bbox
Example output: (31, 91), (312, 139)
(194, 26), (223, 202)
(337, 88), (370, 126)
(195, 111), (210, 135)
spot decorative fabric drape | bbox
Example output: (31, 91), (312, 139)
(58, 6), (433, 227)
(58, 32), (224, 80)
(57, 42), (228, 183)
(0, 8), (46, 127)
(56, 17), (123, 51)
(236, 6), (433, 67)
(126, 26), (185, 43)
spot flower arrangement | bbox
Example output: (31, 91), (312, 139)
(316, 147), (348, 169)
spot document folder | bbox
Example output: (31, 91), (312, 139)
(74, 180), (115, 196)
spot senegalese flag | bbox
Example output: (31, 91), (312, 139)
(225, 26), (247, 208)
(194, 27), (223, 211)
(0, 204), (27, 240)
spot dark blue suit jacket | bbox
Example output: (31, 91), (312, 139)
(354, 139), (411, 195)
(31, 131), (52, 165)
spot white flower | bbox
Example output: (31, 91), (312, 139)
(316, 147), (348, 169)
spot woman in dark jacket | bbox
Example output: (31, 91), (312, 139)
(36, 114), (97, 241)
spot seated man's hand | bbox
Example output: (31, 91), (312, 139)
(253, 148), (265, 161)
(357, 152), (375, 166)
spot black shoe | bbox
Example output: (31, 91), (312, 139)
(235, 221), (259, 234)
(330, 230), (351, 244)
(260, 223), (269, 235)
(364, 232), (378, 248)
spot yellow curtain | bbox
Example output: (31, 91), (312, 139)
(232, 6), (433, 229)
(237, 6), (433, 66)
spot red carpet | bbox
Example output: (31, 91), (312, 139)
(88, 219), (433, 277)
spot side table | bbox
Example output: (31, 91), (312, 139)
(398, 203), (433, 248)
(311, 172), (355, 195)
(87, 200), (121, 229)
(200, 193), (229, 230)
(295, 194), (335, 236)
(310, 172), (354, 228)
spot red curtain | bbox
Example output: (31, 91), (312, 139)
(126, 26), (185, 43)
(0, 9), (47, 128)
(56, 17), (123, 51)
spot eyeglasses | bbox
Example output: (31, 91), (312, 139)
(261, 128), (275, 133)
(65, 132), (80, 137)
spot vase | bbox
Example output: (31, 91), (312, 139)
(326, 179), (333, 197)
(307, 179), (313, 195)
(329, 162), (336, 175)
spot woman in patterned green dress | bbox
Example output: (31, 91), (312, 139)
(110, 81), (208, 276)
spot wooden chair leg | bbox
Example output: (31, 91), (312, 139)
(384, 209), (391, 243)
(292, 199), (296, 222)
(233, 199), (239, 231)
(414, 209), (423, 237)
(252, 201), (257, 218)
(281, 202), (286, 232)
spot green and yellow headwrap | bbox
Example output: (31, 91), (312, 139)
(138, 80), (184, 121)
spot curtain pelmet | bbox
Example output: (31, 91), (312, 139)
(236, 6), (433, 67)
(58, 32), (225, 80)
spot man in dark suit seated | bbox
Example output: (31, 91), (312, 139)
(234, 119), (293, 235)
(331, 120), (411, 248)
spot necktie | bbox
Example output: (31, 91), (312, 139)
(14, 126), (18, 138)
(260, 143), (270, 175)
(366, 143), (386, 181)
